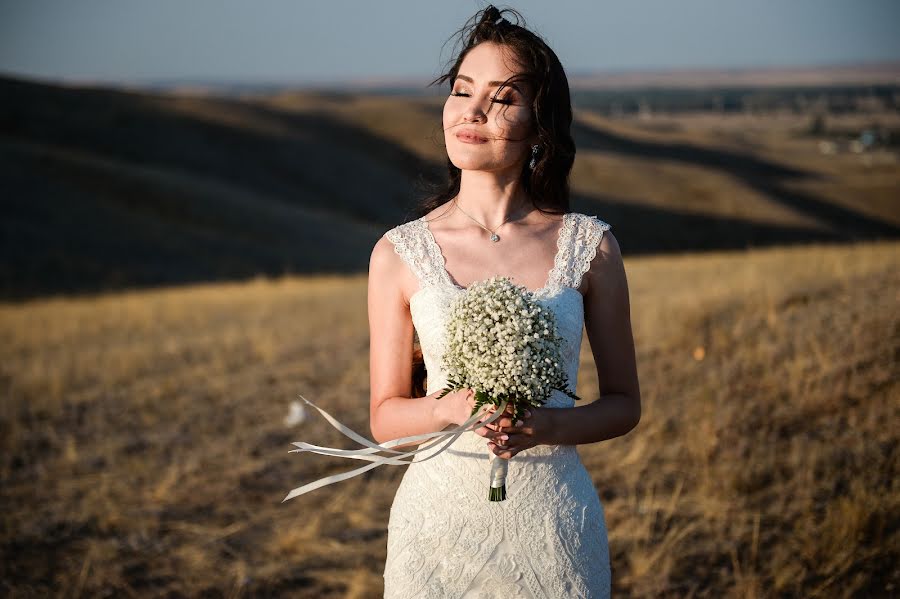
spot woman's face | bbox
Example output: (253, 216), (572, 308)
(442, 42), (536, 174)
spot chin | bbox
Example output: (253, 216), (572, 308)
(451, 161), (522, 175)
(447, 152), (507, 172)
(450, 158), (494, 171)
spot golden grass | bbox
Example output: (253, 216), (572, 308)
(2, 241), (897, 597)
(578, 241), (899, 597)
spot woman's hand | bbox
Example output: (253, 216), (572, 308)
(480, 404), (556, 459)
(437, 388), (479, 427)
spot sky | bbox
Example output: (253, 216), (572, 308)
(1, 0), (899, 85)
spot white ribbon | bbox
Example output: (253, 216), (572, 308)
(282, 393), (507, 503)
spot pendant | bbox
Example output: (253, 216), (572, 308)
(490, 233), (500, 242)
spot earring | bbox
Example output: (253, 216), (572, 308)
(528, 144), (540, 170)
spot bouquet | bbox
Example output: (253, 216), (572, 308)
(436, 276), (579, 501)
(279, 276), (578, 505)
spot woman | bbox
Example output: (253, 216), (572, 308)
(368, 6), (641, 598)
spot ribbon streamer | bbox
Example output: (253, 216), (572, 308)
(282, 393), (507, 502)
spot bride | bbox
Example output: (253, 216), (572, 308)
(367, 6), (641, 598)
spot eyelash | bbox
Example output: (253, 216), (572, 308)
(450, 91), (514, 105)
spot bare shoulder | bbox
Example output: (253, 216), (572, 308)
(584, 225), (625, 296)
(369, 233), (400, 271)
(369, 227), (416, 305)
(369, 230), (404, 281)
(596, 226), (621, 264)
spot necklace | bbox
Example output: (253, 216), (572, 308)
(453, 198), (520, 242)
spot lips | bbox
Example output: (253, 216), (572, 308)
(455, 130), (489, 143)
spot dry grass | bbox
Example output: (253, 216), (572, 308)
(578, 240), (899, 597)
(2, 241), (897, 597)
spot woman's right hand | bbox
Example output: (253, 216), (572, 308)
(437, 390), (515, 441)
(437, 388), (478, 427)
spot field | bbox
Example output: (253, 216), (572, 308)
(1, 73), (899, 597)
(2, 239), (897, 597)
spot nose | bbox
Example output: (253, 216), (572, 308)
(462, 103), (487, 123)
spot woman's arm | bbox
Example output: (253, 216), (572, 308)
(487, 230), (641, 456)
(367, 236), (470, 447)
(544, 229), (642, 444)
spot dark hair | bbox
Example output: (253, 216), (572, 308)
(411, 344), (427, 398)
(410, 5), (575, 397)
(413, 5), (575, 220)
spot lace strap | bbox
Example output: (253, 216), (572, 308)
(564, 213), (612, 290)
(383, 219), (447, 288)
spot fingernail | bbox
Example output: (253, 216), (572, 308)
(500, 434), (508, 441)
(515, 420), (523, 426)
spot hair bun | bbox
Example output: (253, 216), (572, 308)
(482, 5), (502, 24)
(472, 5), (510, 44)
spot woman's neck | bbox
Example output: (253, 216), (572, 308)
(454, 169), (532, 228)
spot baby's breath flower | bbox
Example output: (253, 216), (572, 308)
(438, 276), (578, 424)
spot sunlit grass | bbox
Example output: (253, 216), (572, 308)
(2, 241), (897, 597)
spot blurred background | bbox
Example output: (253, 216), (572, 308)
(1, 1), (898, 597)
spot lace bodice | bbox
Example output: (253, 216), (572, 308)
(385, 212), (610, 406)
(380, 212), (613, 599)
(386, 212), (610, 297)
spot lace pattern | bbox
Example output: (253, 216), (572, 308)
(380, 212), (613, 598)
(383, 213), (611, 297)
(384, 220), (448, 288)
(564, 215), (611, 291)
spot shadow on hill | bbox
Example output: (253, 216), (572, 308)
(571, 192), (845, 255)
(0, 75), (437, 224)
(0, 76), (440, 302)
(572, 117), (900, 240)
(1, 75), (897, 303)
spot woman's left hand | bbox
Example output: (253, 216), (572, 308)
(484, 406), (555, 459)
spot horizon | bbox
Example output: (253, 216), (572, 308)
(5, 59), (900, 93)
(2, 1), (899, 87)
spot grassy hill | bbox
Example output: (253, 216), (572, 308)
(1, 240), (897, 597)
(0, 76), (436, 301)
(2, 74), (898, 301)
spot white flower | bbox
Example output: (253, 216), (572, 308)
(439, 276), (571, 413)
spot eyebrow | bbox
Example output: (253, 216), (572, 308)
(455, 74), (523, 94)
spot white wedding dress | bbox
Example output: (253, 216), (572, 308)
(381, 212), (613, 599)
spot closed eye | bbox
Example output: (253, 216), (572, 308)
(450, 91), (515, 105)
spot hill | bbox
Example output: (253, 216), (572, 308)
(1, 74), (898, 301)
(0, 75), (435, 301)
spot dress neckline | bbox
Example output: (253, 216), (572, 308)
(418, 212), (572, 296)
